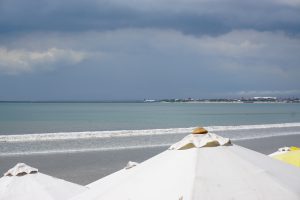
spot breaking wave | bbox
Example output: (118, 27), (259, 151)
(1, 122), (300, 142)
(1, 122), (300, 156)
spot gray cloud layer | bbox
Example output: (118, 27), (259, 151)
(1, 0), (300, 35)
(0, 0), (300, 99)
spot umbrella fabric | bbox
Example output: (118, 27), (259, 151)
(72, 133), (300, 200)
(0, 163), (87, 200)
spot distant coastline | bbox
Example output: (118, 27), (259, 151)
(144, 97), (300, 104)
(0, 97), (299, 104)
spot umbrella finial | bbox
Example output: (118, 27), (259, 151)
(169, 133), (231, 150)
(4, 163), (38, 176)
(124, 161), (139, 170)
(192, 127), (208, 134)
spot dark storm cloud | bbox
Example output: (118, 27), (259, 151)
(1, 0), (300, 35)
(0, 0), (137, 32)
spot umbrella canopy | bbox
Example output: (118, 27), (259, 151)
(0, 163), (87, 200)
(270, 146), (300, 167)
(72, 131), (300, 200)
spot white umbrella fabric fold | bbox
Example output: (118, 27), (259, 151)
(0, 163), (87, 200)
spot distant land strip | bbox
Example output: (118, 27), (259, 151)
(0, 97), (300, 103)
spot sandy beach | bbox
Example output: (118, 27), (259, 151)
(0, 134), (299, 185)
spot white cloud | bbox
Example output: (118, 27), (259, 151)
(0, 47), (87, 74)
(1, 29), (299, 81)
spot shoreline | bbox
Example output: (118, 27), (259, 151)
(0, 134), (299, 185)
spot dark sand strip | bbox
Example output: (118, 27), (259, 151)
(0, 146), (166, 185)
(234, 134), (300, 154)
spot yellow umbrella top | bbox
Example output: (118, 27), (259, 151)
(271, 146), (300, 167)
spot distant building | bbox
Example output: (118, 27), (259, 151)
(144, 99), (156, 103)
(253, 97), (277, 101)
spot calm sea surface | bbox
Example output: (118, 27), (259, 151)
(1, 102), (300, 135)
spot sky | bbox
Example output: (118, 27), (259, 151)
(0, 0), (300, 100)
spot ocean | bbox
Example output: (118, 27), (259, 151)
(1, 102), (300, 155)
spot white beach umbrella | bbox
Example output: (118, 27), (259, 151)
(72, 131), (300, 200)
(0, 163), (87, 200)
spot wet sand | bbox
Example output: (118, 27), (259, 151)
(0, 134), (300, 185)
(0, 146), (166, 185)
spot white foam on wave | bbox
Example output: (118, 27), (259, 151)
(229, 131), (300, 141)
(0, 144), (170, 156)
(0, 127), (194, 142)
(1, 122), (300, 142)
(207, 122), (300, 131)
(2, 130), (300, 156)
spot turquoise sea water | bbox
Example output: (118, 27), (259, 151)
(0, 102), (300, 135)
(1, 102), (300, 155)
